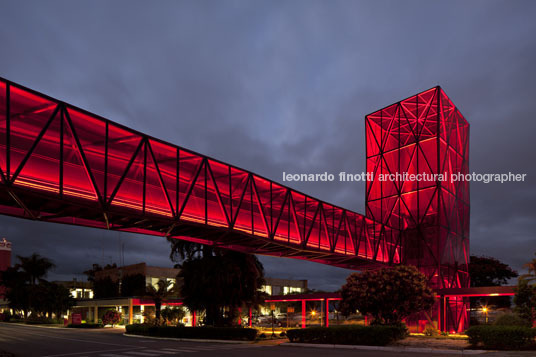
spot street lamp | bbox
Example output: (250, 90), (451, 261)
(482, 306), (488, 324)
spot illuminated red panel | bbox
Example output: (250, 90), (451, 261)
(366, 87), (469, 332)
(0, 78), (394, 271)
(0, 81), (6, 178)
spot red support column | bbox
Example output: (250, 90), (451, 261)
(249, 307), (252, 328)
(443, 297), (447, 332)
(326, 299), (329, 327)
(301, 300), (306, 328)
(192, 311), (196, 327)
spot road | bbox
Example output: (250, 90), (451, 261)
(0, 323), (528, 357)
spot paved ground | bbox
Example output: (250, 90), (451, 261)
(1, 322), (534, 357)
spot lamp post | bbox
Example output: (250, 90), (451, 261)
(482, 307), (488, 324)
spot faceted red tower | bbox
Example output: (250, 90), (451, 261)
(365, 87), (470, 332)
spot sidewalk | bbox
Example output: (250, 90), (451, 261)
(281, 342), (487, 355)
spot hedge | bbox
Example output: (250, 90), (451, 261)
(465, 325), (536, 350)
(494, 313), (531, 327)
(125, 324), (257, 341)
(286, 325), (408, 346)
(25, 317), (63, 325)
(67, 323), (103, 328)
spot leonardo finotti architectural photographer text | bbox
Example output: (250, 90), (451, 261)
(282, 171), (527, 184)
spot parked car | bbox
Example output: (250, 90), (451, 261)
(276, 313), (302, 327)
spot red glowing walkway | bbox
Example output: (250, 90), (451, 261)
(0, 78), (400, 269)
(0, 78), (471, 332)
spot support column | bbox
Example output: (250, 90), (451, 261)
(128, 299), (133, 325)
(248, 307), (252, 328)
(443, 296), (448, 332)
(320, 299), (324, 327)
(301, 300), (306, 328)
(326, 299), (330, 327)
(192, 311), (196, 327)
(93, 305), (98, 324)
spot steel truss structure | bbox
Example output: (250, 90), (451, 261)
(0, 78), (399, 270)
(366, 87), (470, 332)
(0, 78), (470, 331)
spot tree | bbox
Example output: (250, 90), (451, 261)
(469, 255), (518, 308)
(1, 254), (71, 319)
(145, 279), (175, 324)
(168, 237), (266, 327)
(83, 263), (117, 283)
(32, 282), (74, 319)
(470, 256), (518, 287)
(161, 306), (185, 326)
(93, 277), (119, 298)
(121, 274), (146, 297)
(0, 266), (31, 317)
(339, 265), (435, 325)
(178, 251), (266, 326)
(168, 238), (210, 262)
(513, 253), (536, 326)
(513, 279), (535, 325)
(3, 254), (56, 318)
(48, 283), (74, 318)
(520, 253), (536, 283)
(16, 253), (55, 286)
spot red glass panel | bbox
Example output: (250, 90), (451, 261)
(0, 80), (6, 177)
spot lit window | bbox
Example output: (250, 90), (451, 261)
(260, 285), (272, 295)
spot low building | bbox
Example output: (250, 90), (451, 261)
(94, 262), (180, 293)
(261, 277), (307, 296)
(54, 279), (94, 299)
(72, 262), (308, 326)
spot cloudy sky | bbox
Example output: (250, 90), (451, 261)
(1, 0), (535, 290)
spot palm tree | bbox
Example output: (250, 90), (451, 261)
(145, 279), (175, 324)
(521, 253), (536, 284)
(16, 253), (56, 286)
(14, 253), (56, 318)
(179, 251), (266, 326)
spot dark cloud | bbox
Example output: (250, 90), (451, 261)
(1, 0), (535, 289)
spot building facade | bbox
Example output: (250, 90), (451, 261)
(94, 262), (180, 294)
(261, 277), (307, 296)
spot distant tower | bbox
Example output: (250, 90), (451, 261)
(0, 238), (11, 272)
(0, 238), (11, 299)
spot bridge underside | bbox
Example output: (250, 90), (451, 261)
(0, 185), (384, 270)
(0, 78), (398, 270)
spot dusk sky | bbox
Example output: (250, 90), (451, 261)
(1, 0), (535, 291)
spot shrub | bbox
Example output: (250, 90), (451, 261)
(466, 325), (536, 350)
(102, 310), (122, 327)
(424, 325), (440, 337)
(286, 324), (408, 346)
(494, 313), (531, 327)
(0, 312), (12, 322)
(340, 266), (434, 325)
(125, 324), (257, 341)
(25, 316), (62, 325)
